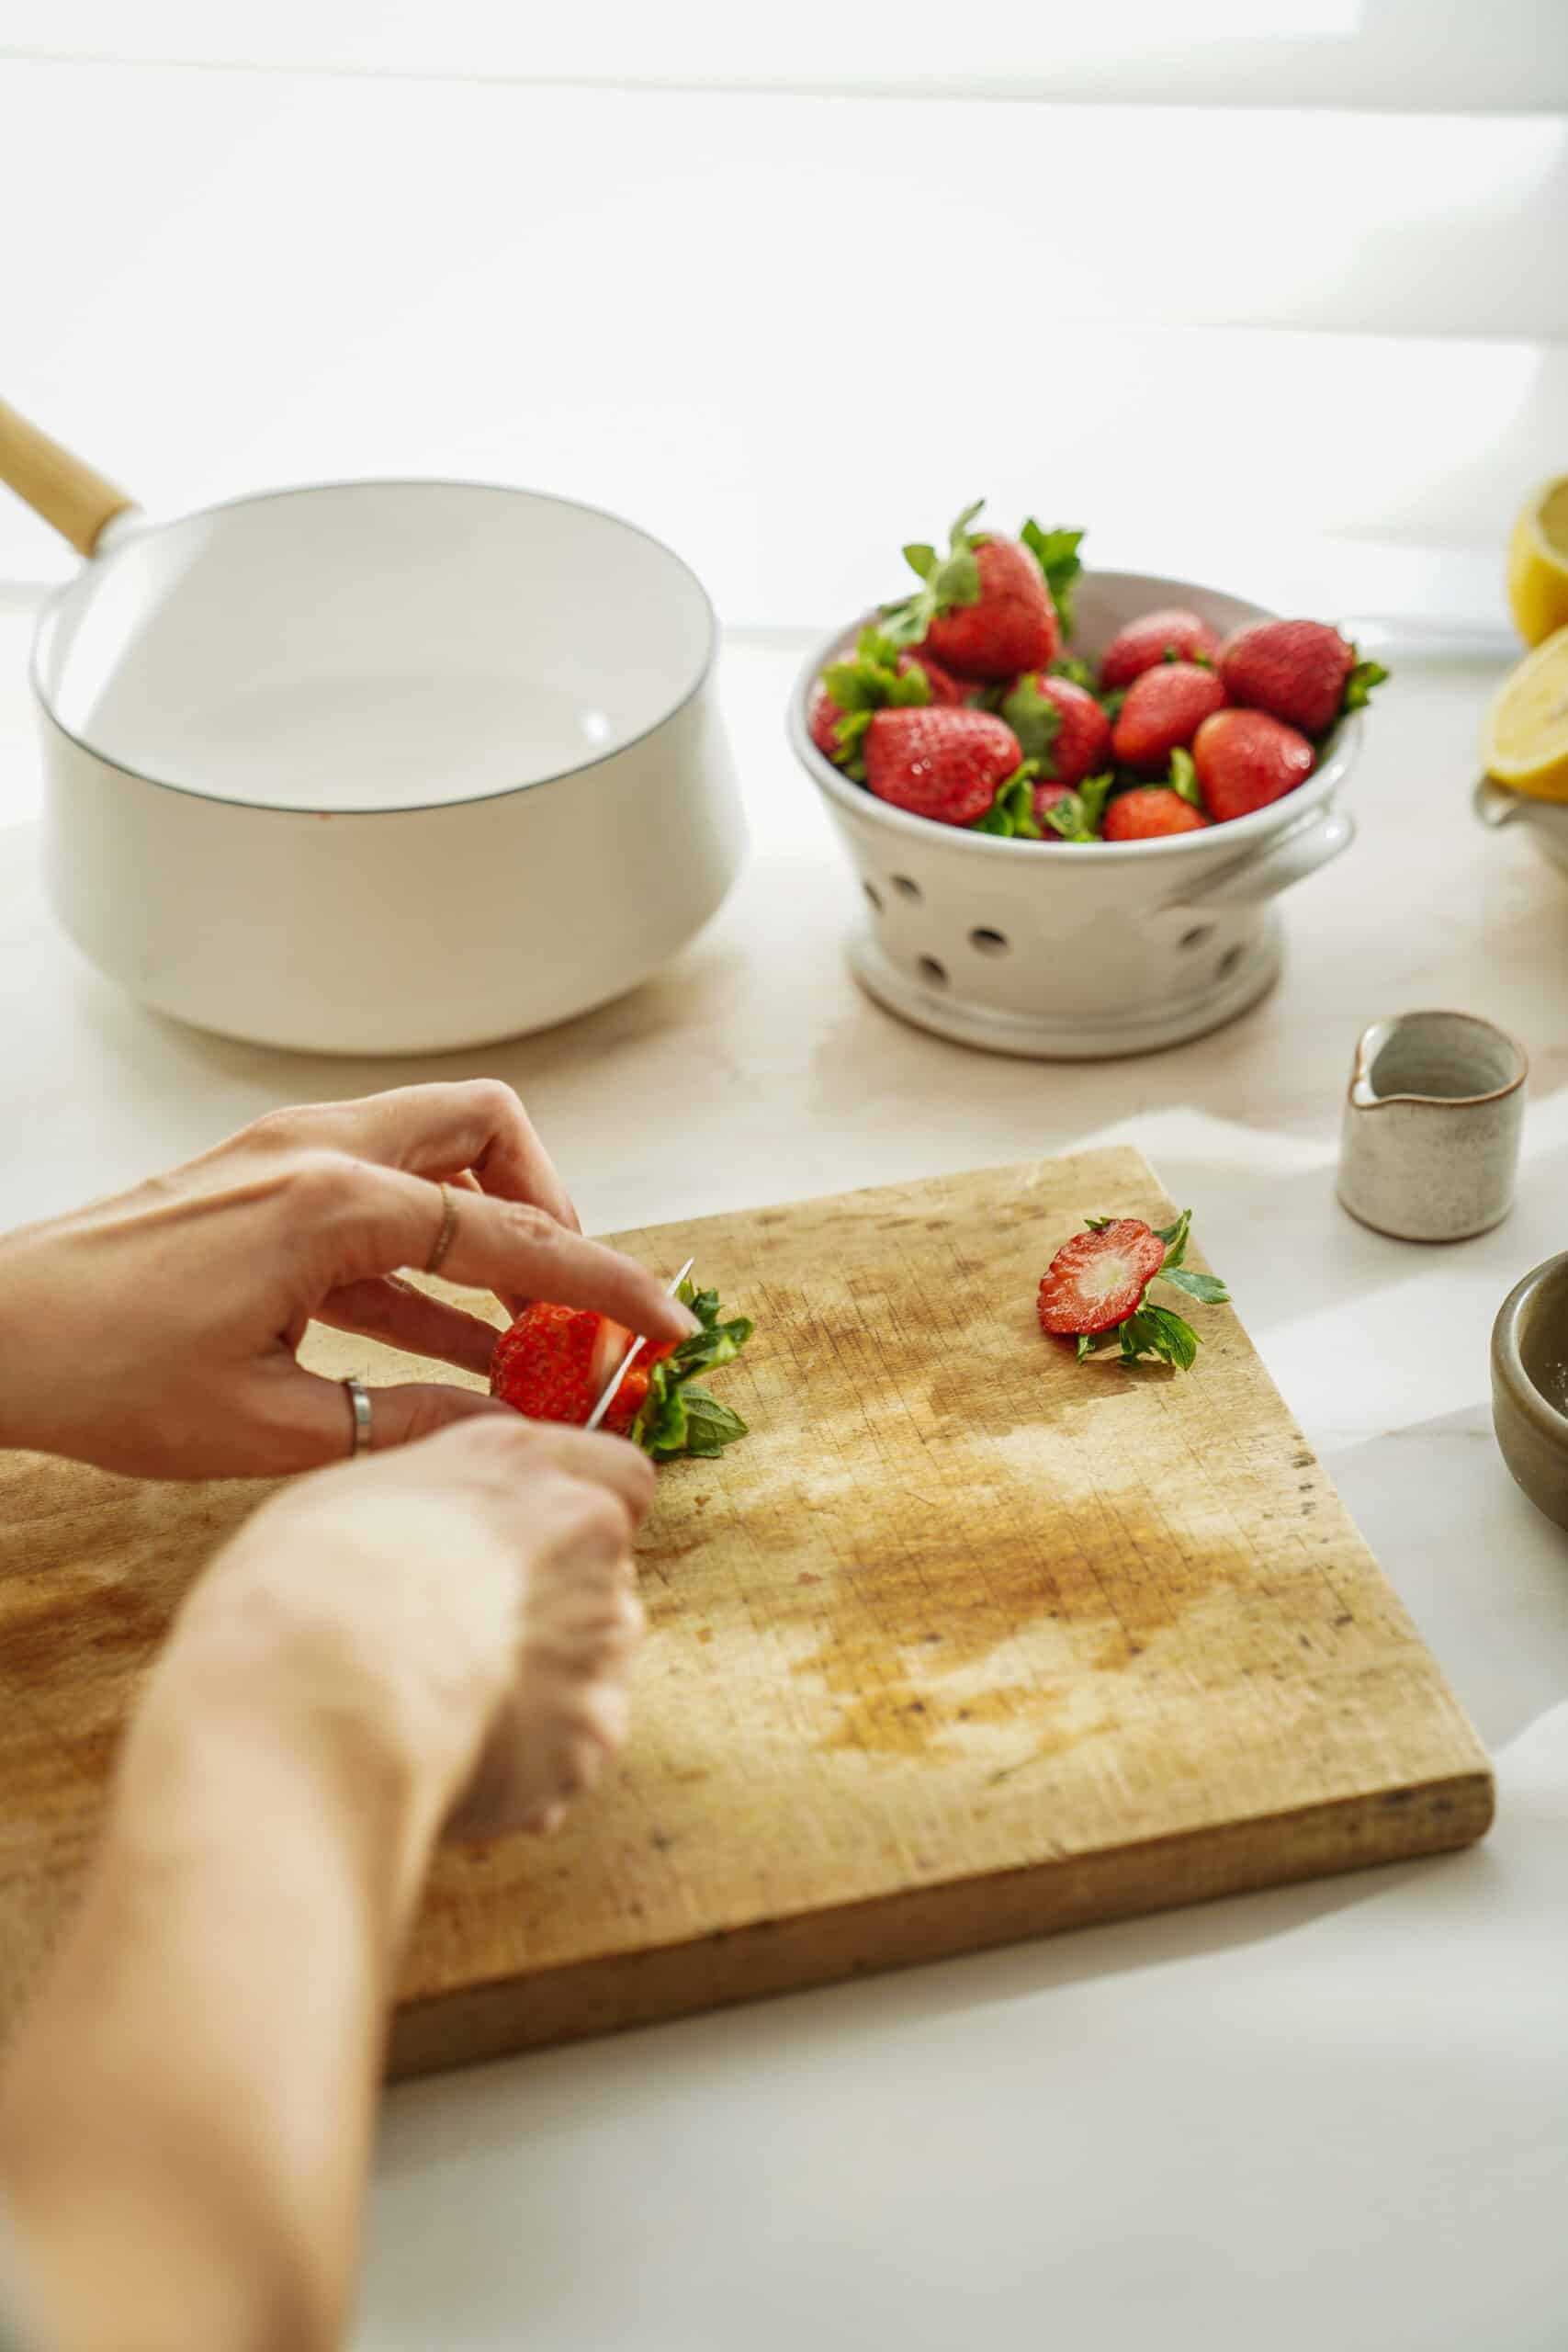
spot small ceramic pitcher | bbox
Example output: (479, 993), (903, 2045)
(1338, 1011), (1528, 1242)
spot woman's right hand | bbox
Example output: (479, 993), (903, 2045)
(166, 1413), (654, 1849)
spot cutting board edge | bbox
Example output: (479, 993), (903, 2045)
(388, 1759), (1494, 2080)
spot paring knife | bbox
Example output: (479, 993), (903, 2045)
(584, 1257), (695, 1432)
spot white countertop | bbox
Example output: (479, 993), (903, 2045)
(3, 604), (1568, 2346)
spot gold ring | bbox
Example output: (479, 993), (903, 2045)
(424, 1181), (459, 1276)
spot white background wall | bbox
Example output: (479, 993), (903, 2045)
(1, 2), (1563, 628)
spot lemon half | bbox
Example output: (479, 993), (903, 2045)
(1507, 475), (1568, 648)
(1483, 624), (1568, 801)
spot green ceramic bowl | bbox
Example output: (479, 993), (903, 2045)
(1492, 1252), (1568, 1532)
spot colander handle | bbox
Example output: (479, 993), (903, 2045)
(1164, 802), (1354, 914)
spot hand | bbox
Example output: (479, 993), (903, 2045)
(0, 1417), (654, 2352)
(0, 1081), (696, 1478)
(175, 1411), (654, 1843)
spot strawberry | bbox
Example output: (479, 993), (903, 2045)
(490, 1301), (652, 1437)
(1192, 708), (1314, 823)
(1040, 1208), (1231, 1370)
(864, 706), (1033, 831)
(1100, 786), (1210, 841)
(888, 503), (1083, 683)
(1111, 662), (1227, 775)
(1218, 618), (1387, 736)
(1099, 608), (1221, 692)
(809, 628), (969, 773)
(491, 1279), (753, 1460)
(1038, 1219), (1168, 1335)
(807, 650), (963, 763)
(807, 680), (851, 763)
(1000, 672), (1112, 786)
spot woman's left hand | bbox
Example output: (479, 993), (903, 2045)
(0, 1081), (696, 1478)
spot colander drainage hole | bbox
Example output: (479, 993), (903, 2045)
(1215, 944), (1244, 980)
(917, 956), (950, 988)
(890, 875), (922, 903)
(969, 927), (1010, 956)
(1179, 925), (1214, 951)
(863, 881), (884, 913)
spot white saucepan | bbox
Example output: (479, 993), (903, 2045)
(0, 401), (745, 1055)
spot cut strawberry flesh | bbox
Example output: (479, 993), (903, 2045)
(1037, 1219), (1167, 1335)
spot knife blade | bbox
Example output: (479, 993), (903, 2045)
(584, 1256), (696, 1433)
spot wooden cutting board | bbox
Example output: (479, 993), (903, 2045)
(0, 1148), (1492, 2075)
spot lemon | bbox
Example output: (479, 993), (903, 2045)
(1483, 624), (1568, 801)
(1507, 476), (1568, 648)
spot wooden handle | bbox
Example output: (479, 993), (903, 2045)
(0, 398), (135, 555)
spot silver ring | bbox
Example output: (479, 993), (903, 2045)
(343, 1376), (373, 1458)
(425, 1181), (459, 1276)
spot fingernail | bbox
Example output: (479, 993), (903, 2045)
(673, 1306), (703, 1337)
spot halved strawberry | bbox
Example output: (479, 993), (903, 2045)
(1038, 1219), (1168, 1335)
(491, 1280), (753, 1459)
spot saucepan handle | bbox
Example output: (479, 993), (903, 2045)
(1163, 802), (1355, 915)
(0, 397), (138, 557)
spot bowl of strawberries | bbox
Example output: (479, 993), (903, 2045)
(788, 502), (1386, 1058)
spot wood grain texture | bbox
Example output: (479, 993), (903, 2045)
(0, 398), (133, 556)
(0, 1149), (1493, 2075)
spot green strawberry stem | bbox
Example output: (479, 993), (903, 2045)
(999, 673), (1064, 770)
(1074, 1211), (1230, 1370)
(628, 1277), (754, 1460)
(1168, 747), (1205, 809)
(1019, 521), (1085, 639)
(1044, 771), (1115, 842)
(822, 626), (937, 780)
(1343, 654), (1390, 715)
(970, 763), (1042, 838)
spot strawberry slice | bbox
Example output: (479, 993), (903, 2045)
(1037, 1218), (1168, 1335)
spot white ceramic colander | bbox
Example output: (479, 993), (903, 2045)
(789, 570), (1361, 1059)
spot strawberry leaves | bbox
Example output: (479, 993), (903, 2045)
(999, 673), (1064, 768)
(1020, 521), (1084, 638)
(1062, 1209), (1229, 1371)
(629, 1279), (753, 1460)
(819, 627), (936, 780)
(1043, 771), (1115, 842)
(1343, 655), (1390, 714)
(890, 500), (987, 642)
(971, 763), (1043, 838)
(1115, 1303), (1200, 1371)
(1168, 747), (1206, 810)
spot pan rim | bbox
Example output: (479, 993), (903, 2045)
(29, 476), (720, 819)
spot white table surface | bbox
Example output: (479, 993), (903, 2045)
(3, 595), (1567, 2347)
